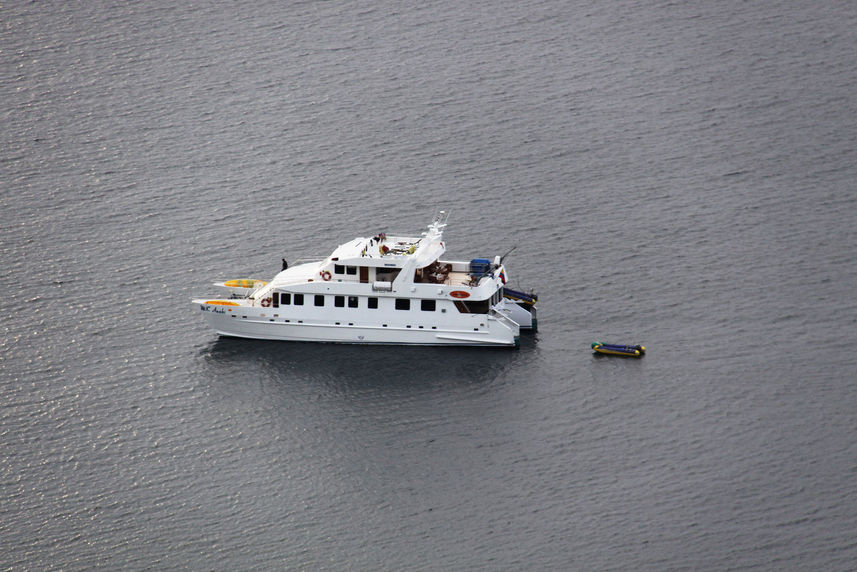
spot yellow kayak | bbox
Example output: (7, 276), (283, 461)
(222, 279), (267, 289)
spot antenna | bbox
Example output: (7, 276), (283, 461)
(500, 245), (517, 263)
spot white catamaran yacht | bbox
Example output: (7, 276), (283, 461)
(192, 211), (537, 347)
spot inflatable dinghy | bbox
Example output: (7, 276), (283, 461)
(591, 342), (646, 357)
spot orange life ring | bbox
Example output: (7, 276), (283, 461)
(320, 270), (332, 281)
(261, 298), (271, 307)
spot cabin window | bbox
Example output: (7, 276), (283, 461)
(454, 299), (490, 314)
(368, 297), (379, 309)
(272, 292), (279, 308)
(334, 264), (345, 274)
(395, 299), (410, 311)
(294, 293), (304, 305)
(421, 299), (436, 312)
(376, 268), (400, 282)
(348, 296), (358, 308)
(280, 292), (291, 305)
(346, 266), (357, 275)
(315, 295), (325, 307)
(334, 296), (345, 307)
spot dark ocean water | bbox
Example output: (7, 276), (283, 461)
(3, 1), (857, 569)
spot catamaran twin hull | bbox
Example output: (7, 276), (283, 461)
(193, 213), (537, 347)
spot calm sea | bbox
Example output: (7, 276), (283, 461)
(3, 1), (856, 569)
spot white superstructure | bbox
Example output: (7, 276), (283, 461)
(192, 211), (537, 347)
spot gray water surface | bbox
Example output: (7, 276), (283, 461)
(3, 1), (856, 569)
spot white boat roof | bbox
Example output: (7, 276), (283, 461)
(267, 212), (451, 288)
(327, 212), (448, 269)
(325, 235), (439, 268)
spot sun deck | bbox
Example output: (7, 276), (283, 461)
(329, 234), (422, 261)
(414, 265), (474, 287)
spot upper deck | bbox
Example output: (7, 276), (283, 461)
(253, 211), (506, 299)
(326, 212), (448, 270)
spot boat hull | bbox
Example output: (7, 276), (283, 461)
(195, 301), (519, 347)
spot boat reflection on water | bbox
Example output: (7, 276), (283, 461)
(200, 335), (537, 396)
